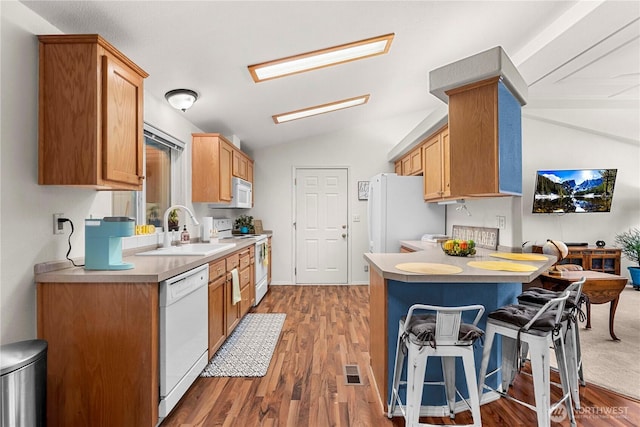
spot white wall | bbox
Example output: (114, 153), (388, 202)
(250, 111), (426, 285)
(0, 1), (202, 345)
(521, 113), (640, 274)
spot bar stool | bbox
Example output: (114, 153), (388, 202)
(388, 304), (485, 427)
(477, 291), (576, 427)
(517, 277), (587, 410)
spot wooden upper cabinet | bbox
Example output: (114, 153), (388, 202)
(409, 147), (423, 175)
(446, 77), (522, 197)
(247, 160), (254, 184)
(401, 155), (411, 176)
(232, 150), (251, 181)
(191, 133), (233, 203)
(38, 34), (148, 190)
(397, 145), (423, 176)
(423, 126), (450, 200)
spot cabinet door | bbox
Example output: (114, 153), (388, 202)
(247, 161), (254, 206)
(247, 160), (254, 184)
(441, 127), (451, 197)
(267, 237), (272, 285)
(401, 155), (411, 176)
(208, 275), (226, 358)
(423, 134), (443, 200)
(225, 277), (241, 335)
(394, 161), (402, 175)
(219, 142), (233, 202)
(233, 151), (248, 180)
(409, 147), (422, 175)
(102, 55), (144, 187)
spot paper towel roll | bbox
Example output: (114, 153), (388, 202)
(201, 217), (213, 242)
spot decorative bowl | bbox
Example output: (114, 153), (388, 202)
(441, 239), (476, 257)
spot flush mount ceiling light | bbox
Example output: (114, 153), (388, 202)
(248, 33), (394, 82)
(273, 95), (370, 124)
(164, 89), (198, 112)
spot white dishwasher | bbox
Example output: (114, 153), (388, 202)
(158, 264), (209, 419)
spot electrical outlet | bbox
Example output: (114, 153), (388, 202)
(364, 265), (369, 272)
(353, 214), (361, 222)
(53, 213), (65, 235)
(496, 215), (506, 229)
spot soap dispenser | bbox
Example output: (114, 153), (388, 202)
(180, 225), (190, 243)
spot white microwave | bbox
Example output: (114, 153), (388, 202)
(209, 177), (252, 209)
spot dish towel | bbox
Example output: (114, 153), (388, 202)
(263, 243), (269, 267)
(231, 268), (241, 305)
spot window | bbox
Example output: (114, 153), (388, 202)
(112, 123), (185, 227)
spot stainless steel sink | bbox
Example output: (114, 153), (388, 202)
(136, 242), (236, 256)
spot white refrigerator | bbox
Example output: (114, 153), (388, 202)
(367, 173), (446, 253)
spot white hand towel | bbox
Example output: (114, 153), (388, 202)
(231, 268), (241, 305)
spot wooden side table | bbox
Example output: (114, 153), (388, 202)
(538, 270), (628, 341)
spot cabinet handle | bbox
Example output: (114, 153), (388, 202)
(138, 175), (145, 180)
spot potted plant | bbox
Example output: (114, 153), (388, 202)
(614, 227), (640, 290)
(234, 215), (254, 234)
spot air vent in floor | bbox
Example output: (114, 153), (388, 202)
(343, 364), (362, 385)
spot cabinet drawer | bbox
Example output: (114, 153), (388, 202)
(239, 267), (251, 289)
(226, 253), (240, 270)
(208, 259), (226, 281)
(239, 253), (251, 270)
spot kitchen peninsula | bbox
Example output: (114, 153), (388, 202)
(364, 241), (555, 415)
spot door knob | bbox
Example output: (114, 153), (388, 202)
(342, 233), (347, 238)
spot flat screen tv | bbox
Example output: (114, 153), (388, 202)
(532, 169), (617, 213)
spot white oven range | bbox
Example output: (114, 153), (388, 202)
(254, 235), (269, 305)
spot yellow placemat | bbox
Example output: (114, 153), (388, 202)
(395, 262), (463, 274)
(467, 260), (538, 272)
(489, 253), (548, 261)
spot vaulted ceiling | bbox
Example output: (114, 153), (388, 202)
(21, 1), (640, 150)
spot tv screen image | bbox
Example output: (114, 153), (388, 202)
(532, 169), (617, 213)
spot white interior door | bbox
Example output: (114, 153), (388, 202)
(295, 168), (348, 284)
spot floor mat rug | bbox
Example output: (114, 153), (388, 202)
(201, 313), (286, 377)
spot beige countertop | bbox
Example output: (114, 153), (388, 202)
(364, 240), (555, 283)
(35, 237), (259, 283)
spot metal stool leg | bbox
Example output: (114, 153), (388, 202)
(477, 327), (495, 397)
(564, 323), (581, 410)
(461, 348), (482, 426)
(388, 324), (405, 417)
(441, 356), (457, 418)
(528, 335), (551, 427)
(406, 343), (428, 427)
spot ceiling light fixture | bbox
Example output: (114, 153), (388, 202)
(273, 95), (370, 124)
(164, 89), (198, 112)
(249, 33), (394, 82)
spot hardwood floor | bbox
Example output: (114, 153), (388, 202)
(161, 285), (640, 426)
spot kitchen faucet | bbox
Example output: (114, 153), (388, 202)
(162, 205), (200, 248)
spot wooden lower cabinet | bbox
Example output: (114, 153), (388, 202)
(208, 258), (226, 358)
(225, 277), (242, 335)
(267, 237), (272, 285)
(37, 281), (159, 427)
(36, 244), (258, 427)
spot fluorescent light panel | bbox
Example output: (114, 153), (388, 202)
(249, 33), (394, 82)
(273, 95), (370, 124)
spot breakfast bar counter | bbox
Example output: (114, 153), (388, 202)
(363, 242), (555, 415)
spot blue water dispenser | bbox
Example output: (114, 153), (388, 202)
(84, 217), (135, 270)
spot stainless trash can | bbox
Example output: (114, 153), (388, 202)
(0, 340), (47, 427)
